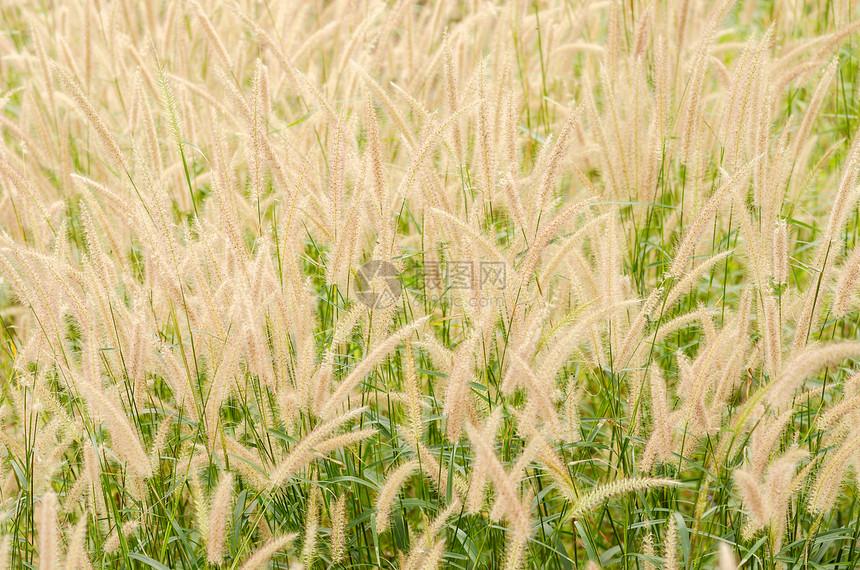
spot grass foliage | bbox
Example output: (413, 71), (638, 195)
(2, 0), (860, 568)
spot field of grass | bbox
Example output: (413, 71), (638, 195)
(2, 0), (860, 568)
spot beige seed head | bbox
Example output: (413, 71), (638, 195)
(771, 219), (789, 285)
(206, 472), (234, 565)
(37, 492), (58, 570)
(330, 494), (348, 563)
